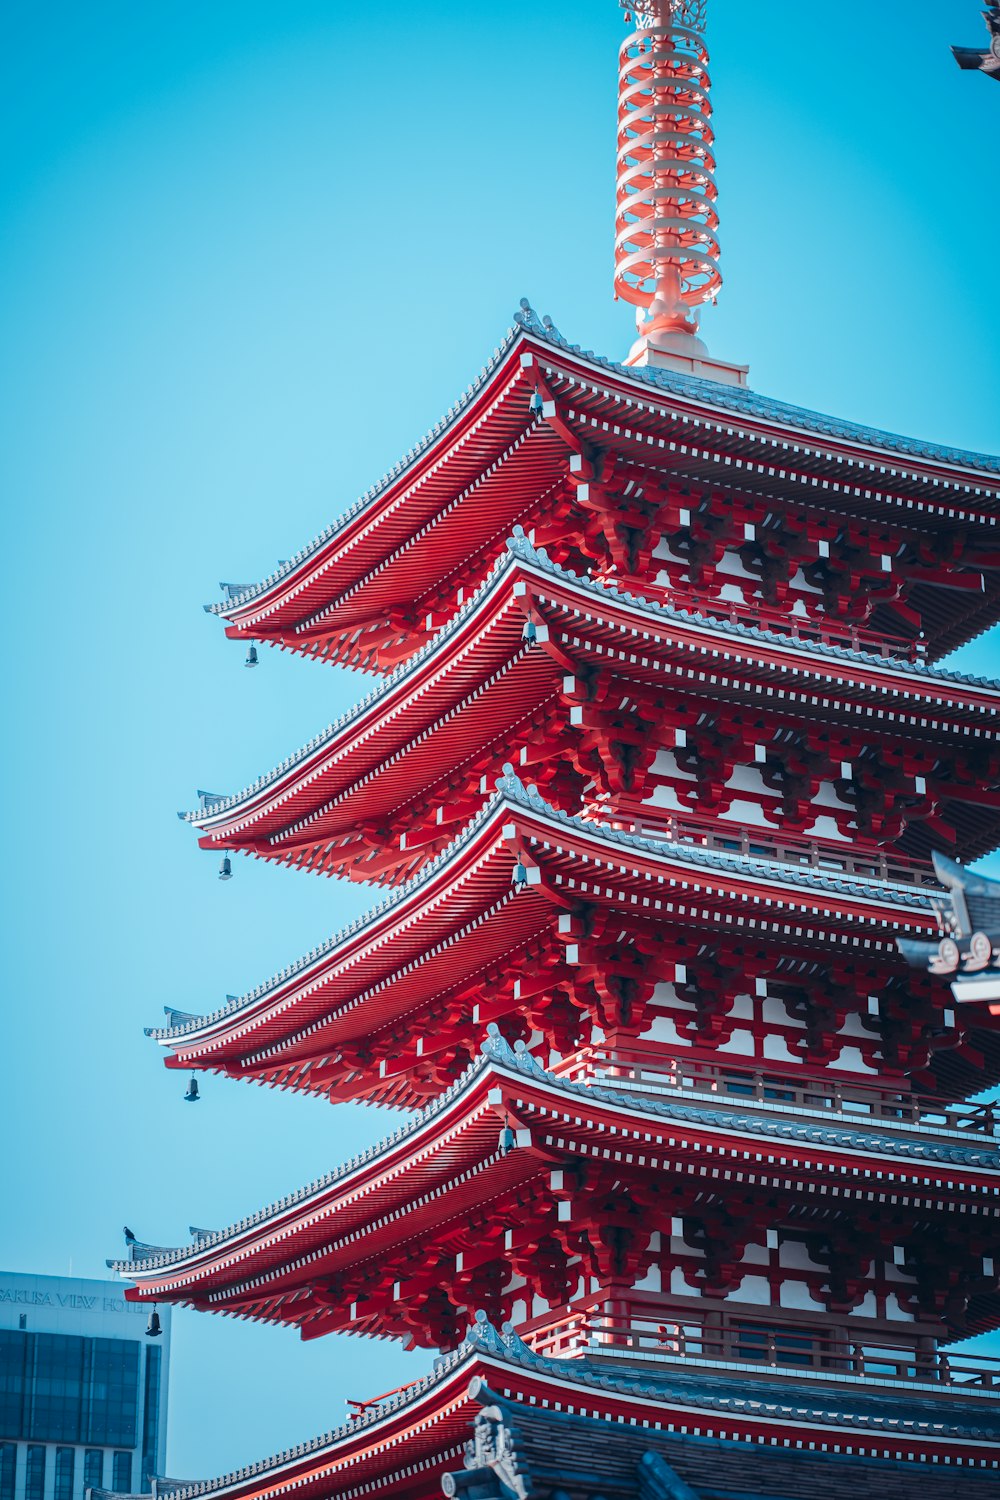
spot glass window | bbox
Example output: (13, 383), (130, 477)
(140, 1344), (161, 1488)
(84, 1452), (104, 1492)
(89, 1341), (139, 1449)
(0, 1329), (30, 1439)
(112, 1452), (131, 1494)
(32, 1334), (86, 1443)
(26, 1445), (46, 1500)
(0, 1331), (140, 1448)
(0, 1443), (16, 1500)
(56, 1447), (75, 1500)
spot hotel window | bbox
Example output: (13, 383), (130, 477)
(112, 1452), (132, 1493)
(26, 1445), (46, 1500)
(89, 1341), (140, 1449)
(0, 1444), (15, 1500)
(84, 1451), (104, 1491)
(55, 1447), (75, 1500)
(140, 1345), (162, 1488)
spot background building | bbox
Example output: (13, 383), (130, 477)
(0, 1274), (170, 1500)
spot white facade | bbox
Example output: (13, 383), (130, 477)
(0, 1273), (171, 1500)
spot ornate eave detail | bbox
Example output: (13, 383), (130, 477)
(112, 1028), (1000, 1286)
(205, 307), (999, 629)
(182, 532), (1000, 851)
(899, 851), (1000, 1004)
(156, 766), (937, 1051)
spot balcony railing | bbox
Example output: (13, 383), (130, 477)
(590, 805), (942, 891)
(552, 1048), (998, 1138)
(527, 1312), (1000, 1392)
(636, 579), (925, 664)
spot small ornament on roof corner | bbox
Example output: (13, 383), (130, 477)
(952, 6), (1000, 80)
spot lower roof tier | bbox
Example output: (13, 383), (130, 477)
(206, 308), (1000, 671)
(125, 1320), (1000, 1500)
(155, 777), (1000, 1106)
(184, 537), (1000, 883)
(113, 1034), (1000, 1347)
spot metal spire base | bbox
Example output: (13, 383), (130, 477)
(624, 328), (749, 387)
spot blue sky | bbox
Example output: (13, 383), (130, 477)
(1, 0), (998, 1481)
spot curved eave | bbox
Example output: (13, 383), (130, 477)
(184, 551), (541, 848)
(114, 1055), (506, 1289)
(143, 1344), (478, 1500)
(518, 311), (1000, 485)
(114, 1041), (1000, 1321)
(151, 781), (938, 1076)
(207, 310), (1000, 660)
(512, 537), (1000, 718)
(156, 791), (519, 1051)
(185, 537), (1000, 878)
(209, 330), (537, 638)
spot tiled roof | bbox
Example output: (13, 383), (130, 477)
(114, 1029), (998, 1277)
(515, 301), (1000, 477)
(450, 1382), (999, 1499)
(109, 1320), (999, 1500)
(186, 535), (1000, 833)
(508, 532), (1000, 694)
(138, 1342), (474, 1500)
(156, 772), (935, 1044)
(207, 304), (999, 617)
(465, 1317), (1000, 1441)
(183, 551), (517, 826)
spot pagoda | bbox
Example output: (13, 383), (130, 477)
(112, 3), (1000, 1496)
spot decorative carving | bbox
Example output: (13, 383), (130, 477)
(952, 6), (1000, 78)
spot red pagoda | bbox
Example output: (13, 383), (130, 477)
(113, 3), (1000, 1496)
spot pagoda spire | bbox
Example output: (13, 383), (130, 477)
(615, 0), (748, 385)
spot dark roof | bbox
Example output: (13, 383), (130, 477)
(446, 1391), (1000, 1500)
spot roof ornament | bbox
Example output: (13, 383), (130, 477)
(145, 1308), (162, 1338)
(615, 1), (747, 386)
(245, 642), (259, 668)
(952, 7), (1000, 80)
(183, 1076), (200, 1103)
(218, 852), (233, 881)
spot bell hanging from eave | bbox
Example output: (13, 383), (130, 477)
(219, 854), (233, 881)
(512, 859), (528, 887)
(184, 1077), (200, 1103)
(245, 643), (258, 668)
(146, 1310), (162, 1338)
(498, 1118), (517, 1155)
(521, 620), (537, 645)
(529, 389), (544, 420)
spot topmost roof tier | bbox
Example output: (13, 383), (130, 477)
(207, 304), (1000, 671)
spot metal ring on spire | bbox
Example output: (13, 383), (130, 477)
(615, 0), (721, 329)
